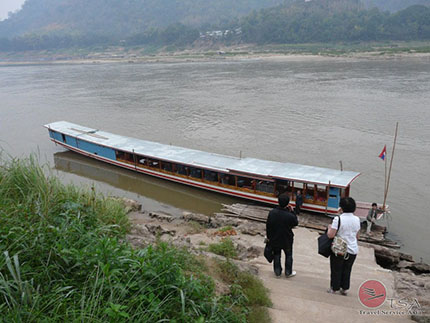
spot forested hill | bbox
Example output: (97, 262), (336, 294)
(240, 0), (430, 43)
(0, 0), (284, 38)
(362, 0), (430, 12)
(1, 0), (430, 51)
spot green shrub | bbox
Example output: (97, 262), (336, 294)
(217, 225), (233, 233)
(208, 238), (238, 258)
(0, 156), (248, 322)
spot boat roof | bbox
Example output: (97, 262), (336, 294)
(45, 121), (360, 188)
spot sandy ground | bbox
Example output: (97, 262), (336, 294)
(1, 48), (429, 66)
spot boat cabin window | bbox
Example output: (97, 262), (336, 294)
(116, 150), (135, 163)
(276, 179), (289, 195)
(316, 185), (327, 202)
(61, 134), (66, 142)
(220, 174), (235, 186)
(285, 181), (294, 197)
(175, 164), (188, 175)
(204, 170), (218, 182)
(340, 188), (348, 198)
(237, 176), (253, 189)
(147, 158), (160, 168)
(294, 182), (304, 189)
(304, 184), (315, 201)
(189, 167), (202, 179)
(256, 181), (274, 193)
(116, 150), (124, 160)
(161, 162), (172, 172)
(137, 156), (147, 166)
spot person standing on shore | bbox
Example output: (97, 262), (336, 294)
(266, 193), (298, 277)
(327, 197), (360, 295)
(295, 190), (303, 215)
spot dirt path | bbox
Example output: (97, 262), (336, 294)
(251, 227), (412, 322)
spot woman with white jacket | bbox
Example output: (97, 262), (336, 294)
(327, 197), (361, 296)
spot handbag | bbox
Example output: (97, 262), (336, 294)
(331, 216), (348, 258)
(264, 241), (274, 263)
(318, 230), (333, 258)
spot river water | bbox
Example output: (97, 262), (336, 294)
(1, 56), (429, 262)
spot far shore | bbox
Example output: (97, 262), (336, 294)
(1, 45), (430, 66)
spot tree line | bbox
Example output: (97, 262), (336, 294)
(0, 34), (112, 52)
(0, 0), (284, 39)
(240, 2), (430, 44)
(362, 0), (430, 12)
(1, 1), (430, 52)
(0, 24), (200, 51)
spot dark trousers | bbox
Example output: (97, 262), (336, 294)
(295, 205), (301, 215)
(273, 246), (293, 276)
(330, 253), (357, 291)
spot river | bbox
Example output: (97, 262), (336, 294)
(1, 55), (429, 262)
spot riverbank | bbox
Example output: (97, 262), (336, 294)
(126, 206), (429, 322)
(1, 41), (430, 66)
(1, 156), (428, 321)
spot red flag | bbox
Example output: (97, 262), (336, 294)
(379, 145), (386, 161)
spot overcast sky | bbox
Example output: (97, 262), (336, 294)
(0, 0), (26, 21)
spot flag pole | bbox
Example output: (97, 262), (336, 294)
(384, 149), (387, 203)
(383, 122), (399, 211)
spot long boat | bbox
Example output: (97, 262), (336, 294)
(45, 121), (364, 215)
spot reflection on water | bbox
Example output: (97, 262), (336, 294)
(53, 151), (241, 215)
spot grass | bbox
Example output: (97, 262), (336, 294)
(0, 155), (258, 322)
(216, 260), (272, 323)
(217, 225), (234, 233)
(208, 238), (238, 259)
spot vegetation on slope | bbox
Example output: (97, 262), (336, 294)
(362, 0), (430, 12)
(0, 0), (429, 52)
(0, 0), (284, 38)
(0, 155), (270, 322)
(240, 1), (430, 44)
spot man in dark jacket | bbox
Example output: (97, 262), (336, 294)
(295, 190), (303, 215)
(266, 194), (298, 277)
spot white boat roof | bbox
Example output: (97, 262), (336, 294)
(45, 121), (360, 188)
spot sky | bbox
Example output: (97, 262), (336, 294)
(0, 0), (26, 21)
